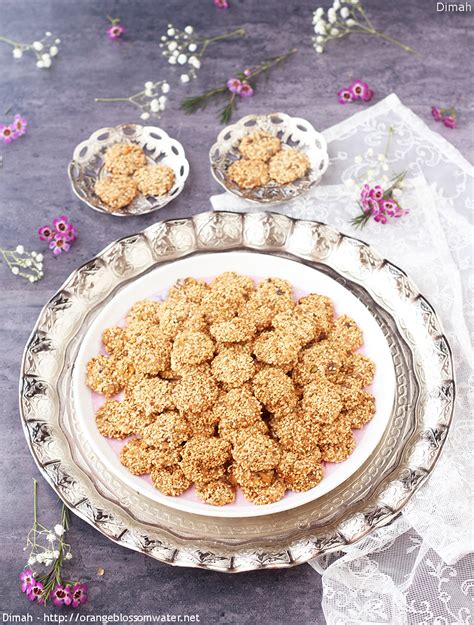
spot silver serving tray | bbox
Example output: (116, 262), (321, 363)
(19, 211), (455, 572)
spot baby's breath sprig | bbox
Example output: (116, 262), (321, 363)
(181, 47), (297, 124)
(0, 245), (43, 282)
(0, 31), (61, 68)
(312, 0), (415, 56)
(160, 23), (246, 83)
(20, 480), (88, 608)
(95, 80), (170, 121)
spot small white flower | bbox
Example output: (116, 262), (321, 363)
(12, 47), (23, 59)
(49, 45), (58, 57)
(52, 550), (60, 559)
(314, 21), (327, 34)
(167, 28), (175, 36)
(44, 559), (53, 567)
(55, 38), (61, 44)
(16, 245), (24, 254)
(28, 556), (36, 565)
(382, 163), (389, 171)
(47, 533), (56, 543)
(54, 524), (65, 536)
(347, 18), (356, 26)
(333, 0), (341, 9)
(351, 0), (359, 4)
(177, 53), (187, 65)
(150, 99), (159, 112)
(367, 148), (374, 156)
(12, 267), (19, 275)
(188, 56), (200, 69)
(36, 60), (44, 69)
(32, 41), (43, 51)
(29, 276), (35, 283)
(315, 45), (324, 53)
(328, 8), (337, 23)
(168, 56), (177, 65)
(36, 553), (45, 563)
(378, 153), (386, 161)
(158, 95), (167, 109)
(167, 41), (178, 51)
(140, 112), (150, 120)
(340, 7), (350, 18)
(313, 7), (324, 20)
(330, 28), (339, 35)
(160, 35), (167, 42)
(184, 25), (193, 34)
(37, 253), (43, 262)
(45, 31), (52, 36)
(144, 81), (154, 90)
(41, 54), (51, 68)
(65, 552), (73, 561)
(161, 82), (170, 94)
(188, 43), (197, 52)
(354, 155), (363, 164)
(180, 73), (190, 83)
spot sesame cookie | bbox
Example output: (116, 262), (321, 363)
(119, 439), (153, 475)
(94, 174), (138, 211)
(133, 164), (175, 196)
(238, 130), (281, 162)
(268, 148), (310, 185)
(227, 158), (270, 189)
(104, 142), (146, 176)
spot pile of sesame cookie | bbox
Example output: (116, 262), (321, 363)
(86, 272), (376, 506)
(226, 130), (311, 189)
(94, 142), (175, 212)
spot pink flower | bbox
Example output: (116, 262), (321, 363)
(363, 89), (374, 102)
(70, 583), (88, 608)
(51, 584), (72, 607)
(363, 197), (380, 215)
(443, 115), (457, 129)
(38, 225), (54, 241)
(350, 80), (371, 101)
(214, 0), (229, 8)
(338, 88), (353, 104)
(107, 24), (125, 40)
(20, 569), (35, 593)
(26, 581), (44, 605)
(0, 124), (18, 144)
(431, 106), (442, 122)
(227, 78), (242, 94)
(243, 68), (253, 77)
(49, 234), (71, 255)
(374, 211), (388, 224)
(12, 114), (27, 137)
(369, 185), (384, 202)
(239, 82), (254, 97)
(66, 224), (78, 242)
(53, 215), (71, 235)
(381, 199), (399, 216)
(360, 183), (371, 203)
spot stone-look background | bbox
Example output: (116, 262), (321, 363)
(0, 1), (472, 623)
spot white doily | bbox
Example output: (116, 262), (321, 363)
(211, 94), (474, 625)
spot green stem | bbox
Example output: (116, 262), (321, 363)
(196, 27), (246, 46)
(370, 29), (417, 55)
(384, 126), (395, 158)
(0, 34), (23, 47)
(32, 479), (38, 552)
(95, 96), (131, 102)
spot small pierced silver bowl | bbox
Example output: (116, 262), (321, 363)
(68, 124), (189, 217)
(209, 112), (329, 204)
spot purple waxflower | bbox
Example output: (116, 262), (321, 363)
(20, 569), (35, 593)
(12, 114), (27, 137)
(49, 233), (71, 255)
(214, 0), (229, 8)
(107, 24), (126, 40)
(374, 211), (388, 224)
(70, 583), (88, 608)
(51, 584), (72, 607)
(337, 88), (353, 104)
(26, 581), (44, 605)
(443, 115), (457, 129)
(349, 80), (371, 101)
(431, 106), (442, 122)
(66, 224), (78, 242)
(227, 78), (242, 94)
(0, 124), (18, 144)
(381, 199), (399, 216)
(360, 183), (371, 203)
(369, 185), (384, 202)
(38, 225), (54, 241)
(52, 215), (70, 235)
(239, 82), (254, 97)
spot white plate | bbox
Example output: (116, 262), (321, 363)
(72, 251), (396, 518)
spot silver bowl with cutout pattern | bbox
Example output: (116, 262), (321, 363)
(68, 124), (189, 217)
(209, 113), (329, 204)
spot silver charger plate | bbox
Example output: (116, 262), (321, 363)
(209, 113), (329, 204)
(19, 211), (455, 572)
(68, 124), (190, 217)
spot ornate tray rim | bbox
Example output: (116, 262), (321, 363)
(19, 211), (455, 573)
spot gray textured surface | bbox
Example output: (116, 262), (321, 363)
(0, 0), (472, 623)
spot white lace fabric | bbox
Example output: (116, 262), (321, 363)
(210, 94), (474, 624)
